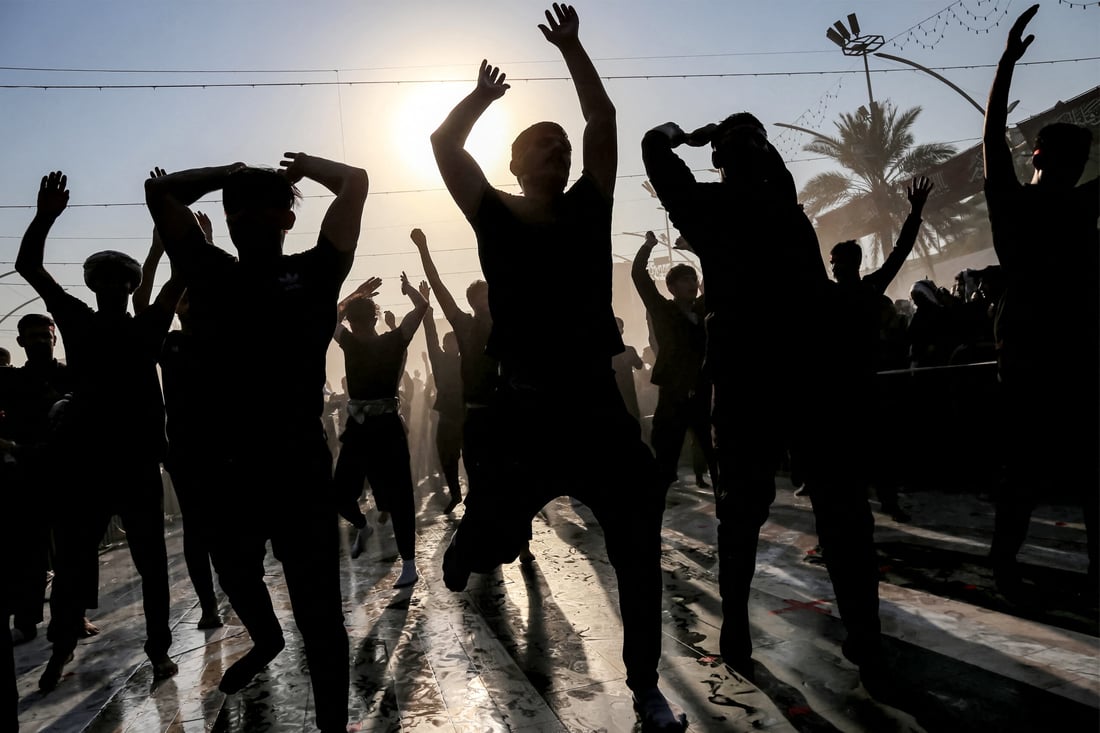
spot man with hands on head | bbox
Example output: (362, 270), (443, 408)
(145, 152), (367, 733)
(643, 113), (888, 693)
(432, 5), (687, 731)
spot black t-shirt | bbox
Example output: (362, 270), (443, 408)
(158, 329), (209, 458)
(985, 176), (1099, 378)
(40, 286), (172, 459)
(0, 358), (73, 448)
(470, 173), (624, 388)
(176, 230), (353, 439)
(449, 311), (499, 405)
(338, 327), (410, 401)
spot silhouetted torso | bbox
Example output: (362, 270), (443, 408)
(450, 312), (499, 405)
(472, 174), (623, 389)
(178, 231), (353, 442)
(0, 358), (72, 451)
(338, 328), (408, 401)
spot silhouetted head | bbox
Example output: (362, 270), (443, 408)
(665, 264), (699, 302)
(467, 279), (490, 317)
(0, 347), (10, 367)
(910, 279), (942, 309)
(510, 121), (572, 197)
(1032, 123), (1092, 189)
(344, 296), (379, 330)
(442, 331), (459, 354)
(84, 250), (141, 314)
(614, 316), (625, 335)
(829, 240), (863, 284)
(712, 113), (770, 177)
(222, 167), (301, 260)
(16, 313), (56, 363)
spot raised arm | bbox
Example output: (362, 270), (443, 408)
(144, 163), (243, 265)
(867, 177), (933, 295)
(431, 61), (508, 218)
(397, 271), (429, 342)
(419, 281), (445, 367)
(631, 232), (665, 311)
(16, 172), (69, 298)
(539, 4), (616, 197)
(642, 122), (706, 211)
(984, 4), (1037, 185)
(279, 153), (368, 253)
(410, 228), (464, 325)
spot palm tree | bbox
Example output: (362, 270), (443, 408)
(798, 101), (967, 268)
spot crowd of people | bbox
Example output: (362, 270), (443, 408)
(1, 4), (1096, 732)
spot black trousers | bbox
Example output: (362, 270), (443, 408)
(651, 384), (717, 487)
(3, 466), (50, 633)
(206, 434), (349, 733)
(332, 414), (416, 560)
(712, 377), (880, 664)
(164, 458), (218, 613)
(435, 412), (464, 498)
(48, 458), (172, 662)
(445, 377), (668, 692)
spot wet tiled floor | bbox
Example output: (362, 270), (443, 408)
(10, 473), (1099, 732)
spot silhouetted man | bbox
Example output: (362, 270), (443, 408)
(419, 282), (466, 513)
(146, 153), (367, 733)
(0, 314), (73, 646)
(432, 6), (686, 731)
(983, 3), (1099, 600)
(132, 202), (223, 630)
(643, 113), (886, 687)
(333, 272), (427, 587)
(632, 231), (716, 489)
(17, 171), (182, 691)
(829, 177), (932, 522)
(410, 229), (501, 509)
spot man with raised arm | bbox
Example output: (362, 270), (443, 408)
(17, 171), (184, 692)
(632, 230), (716, 490)
(431, 6), (686, 731)
(982, 4), (1099, 601)
(145, 153), (367, 733)
(332, 272), (428, 587)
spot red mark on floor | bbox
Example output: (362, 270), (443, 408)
(771, 598), (831, 616)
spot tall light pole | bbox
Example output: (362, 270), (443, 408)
(825, 13), (884, 116)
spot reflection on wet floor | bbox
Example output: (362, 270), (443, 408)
(11, 473), (1100, 732)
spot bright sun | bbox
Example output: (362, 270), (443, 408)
(389, 83), (511, 184)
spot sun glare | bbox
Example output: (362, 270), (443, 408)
(389, 83), (511, 184)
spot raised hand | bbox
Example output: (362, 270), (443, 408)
(476, 60), (510, 101)
(538, 3), (579, 47)
(643, 231), (659, 248)
(907, 176), (934, 214)
(149, 166), (168, 179)
(195, 211), (214, 242)
(279, 151), (311, 184)
(356, 276), (383, 299)
(410, 228), (428, 249)
(1004, 4), (1038, 63)
(400, 270), (413, 296)
(37, 171), (69, 218)
(673, 235), (693, 252)
(419, 280), (431, 301)
(384, 310), (397, 330)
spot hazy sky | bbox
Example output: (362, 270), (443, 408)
(1, 0), (1097, 364)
